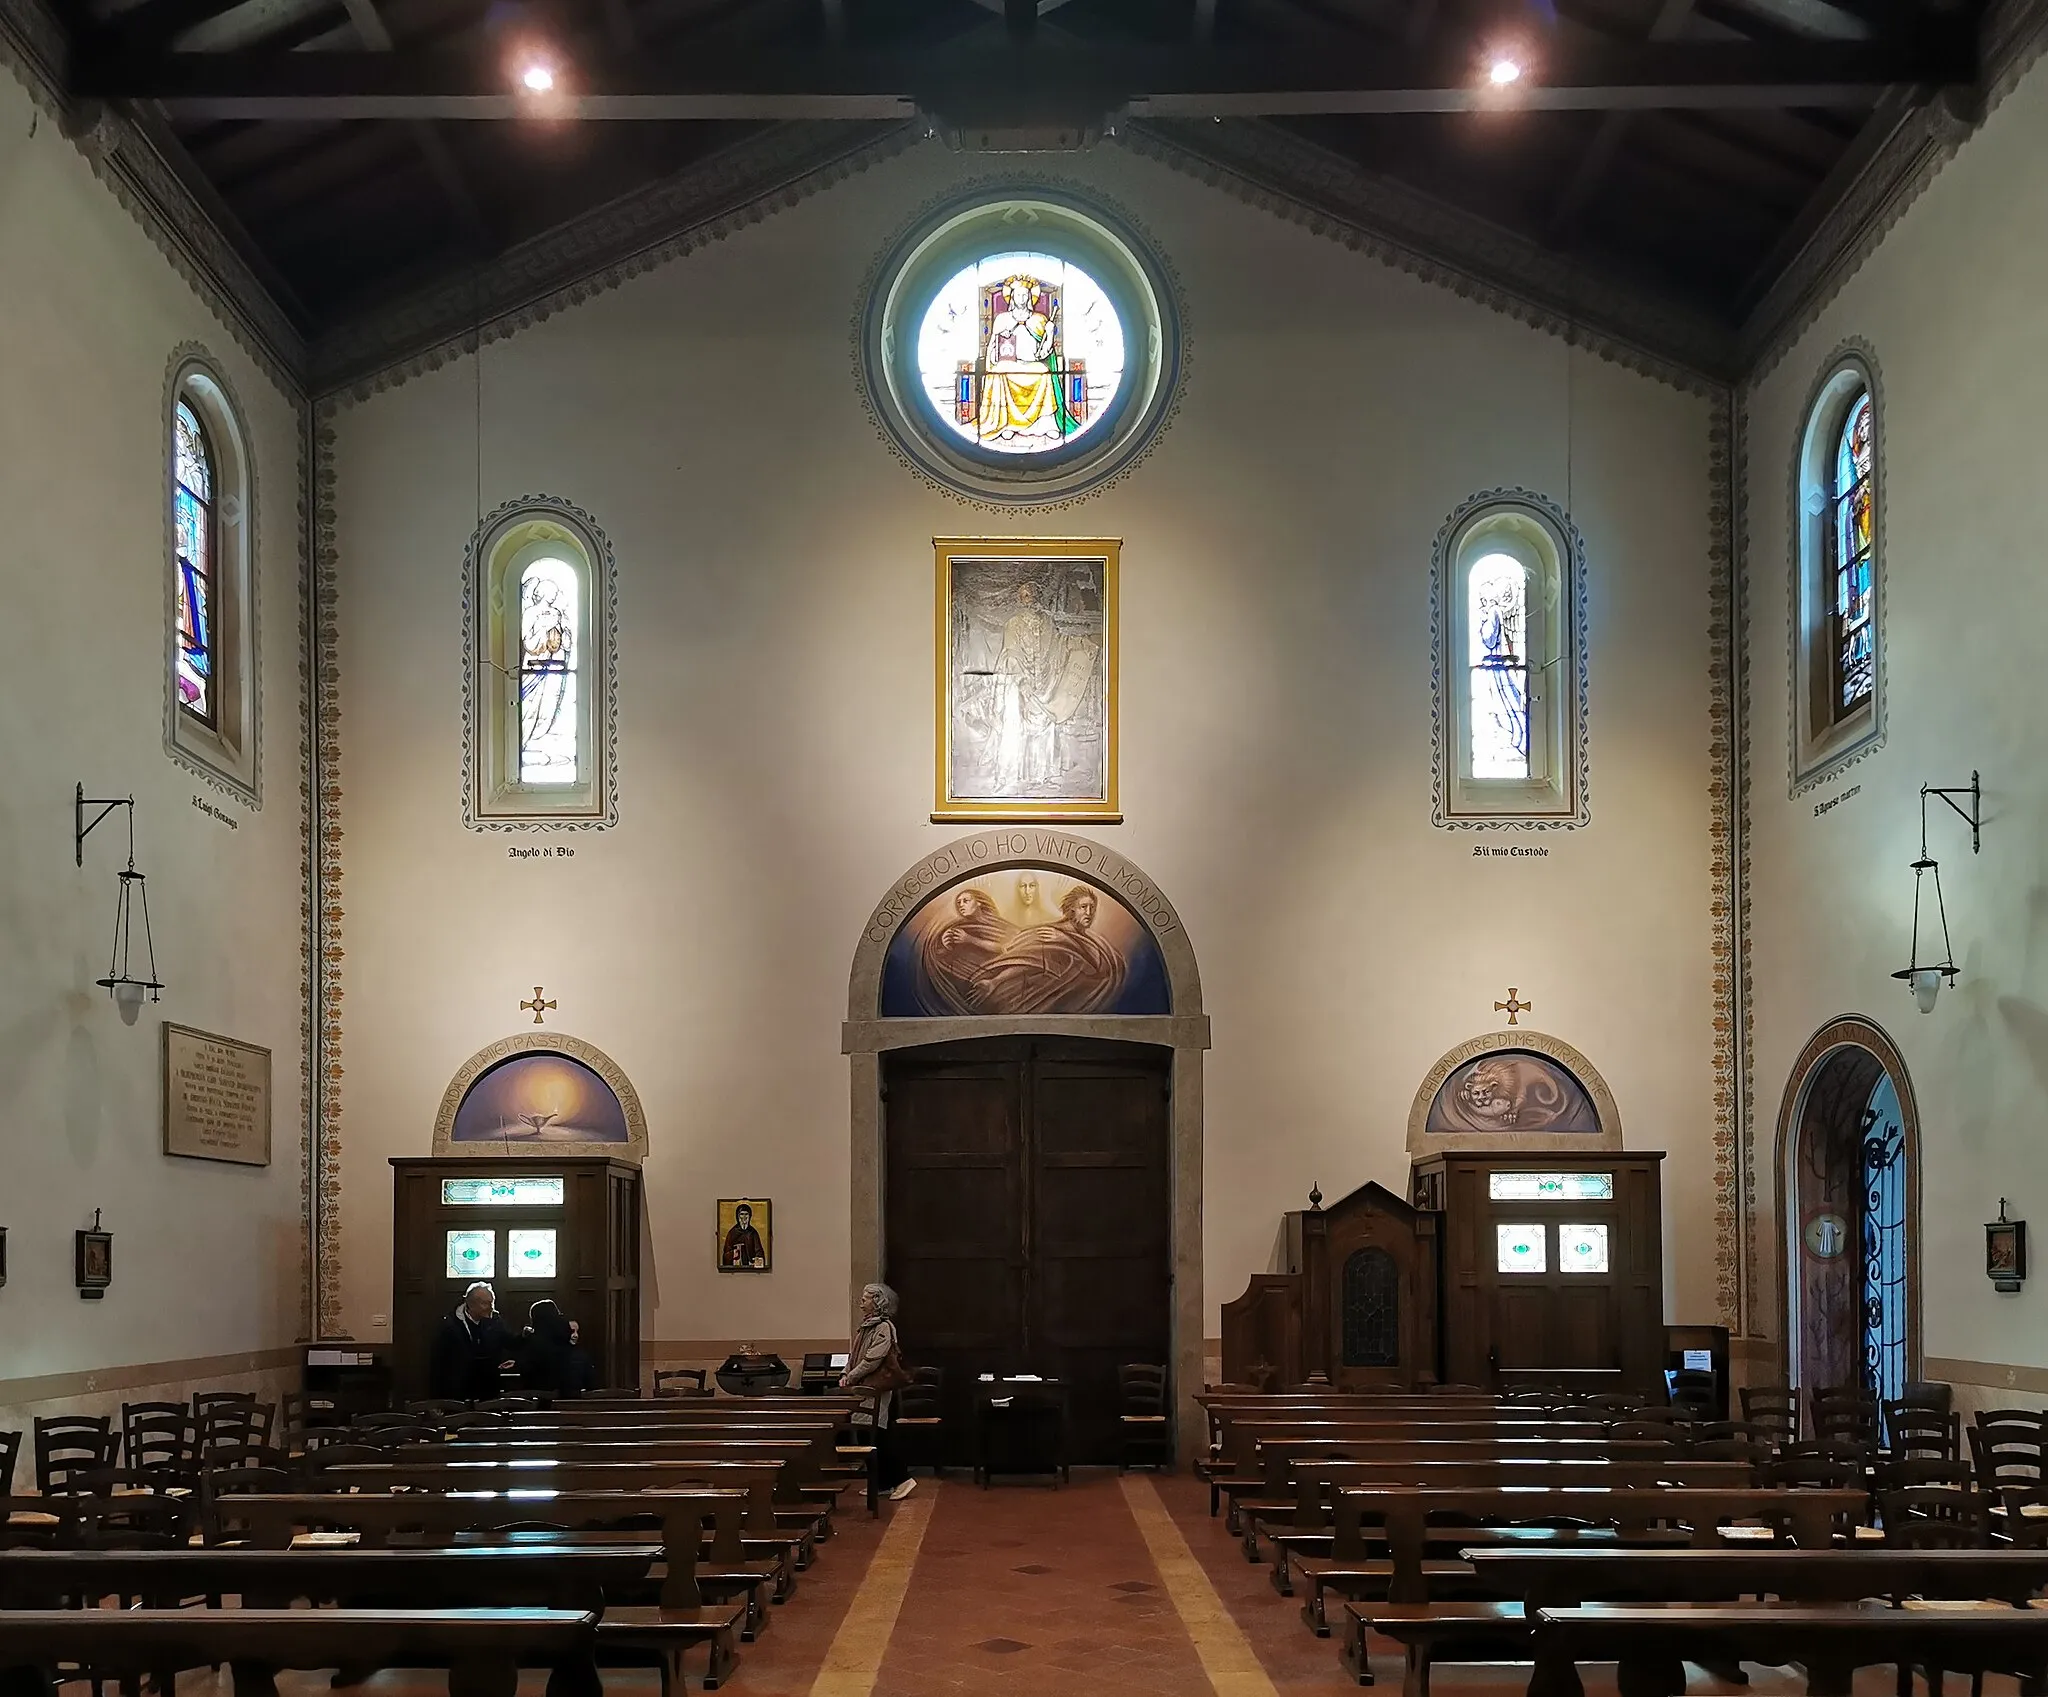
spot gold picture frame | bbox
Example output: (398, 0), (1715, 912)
(933, 537), (1121, 822)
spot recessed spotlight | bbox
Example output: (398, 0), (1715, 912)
(1487, 56), (1523, 86)
(520, 62), (555, 93)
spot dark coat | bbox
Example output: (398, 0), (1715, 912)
(429, 1307), (514, 1399)
(517, 1308), (596, 1399)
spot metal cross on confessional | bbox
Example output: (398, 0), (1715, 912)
(1494, 988), (1532, 1026)
(520, 986), (557, 1025)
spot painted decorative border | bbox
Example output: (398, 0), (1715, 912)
(314, 121), (922, 404)
(431, 1030), (648, 1162)
(1122, 120), (1732, 397)
(1707, 390), (1747, 1333)
(1767, 1014), (1923, 1384)
(1787, 340), (1887, 799)
(0, 0), (305, 393)
(459, 494), (622, 833)
(850, 176), (1191, 511)
(1403, 1029), (1624, 1156)
(307, 400), (344, 1338)
(1428, 487), (1591, 831)
(1740, 0), (2048, 382)
(162, 343), (263, 809)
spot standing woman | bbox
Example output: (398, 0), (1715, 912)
(840, 1282), (916, 1501)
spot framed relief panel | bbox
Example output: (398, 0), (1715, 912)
(934, 538), (1120, 822)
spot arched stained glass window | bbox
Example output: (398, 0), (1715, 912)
(166, 352), (258, 804)
(1434, 492), (1586, 826)
(518, 554), (580, 784)
(172, 400), (216, 726)
(1467, 552), (1530, 781)
(1830, 392), (1875, 714)
(465, 497), (617, 828)
(1791, 347), (1884, 792)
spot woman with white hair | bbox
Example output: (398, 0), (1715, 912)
(840, 1281), (916, 1500)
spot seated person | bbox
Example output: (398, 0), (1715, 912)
(519, 1298), (597, 1398)
(430, 1281), (516, 1399)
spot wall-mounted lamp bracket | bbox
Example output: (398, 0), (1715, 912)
(74, 784), (134, 868)
(1923, 772), (1982, 855)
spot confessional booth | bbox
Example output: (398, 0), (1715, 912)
(389, 1156), (642, 1398)
(1223, 1152), (1668, 1394)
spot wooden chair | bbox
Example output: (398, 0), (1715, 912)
(653, 1369), (710, 1398)
(1883, 1405), (1962, 1461)
(199, 1400), (275, 1455)
(1687, 1437), (1770, 1466)
(471, 1397), (537, 1414)
(0, 1429), (19, 1495)
(35, 1416), (117, 1493)
(1879, 1485), (1993, 1548)
(1813, 1386), (1882, 1450)
(1740, 1385), (1799, 1445)
(894, 1367), (947, 1476)
(121, 1406), (197, 1478)
(190, 1391), (256, 1423)
(68, 1471), (201, 1548)
(1969, 1414), (2045, 1492)
(1880, 1457), (1976, 1494)
(1118, 1364), (1173, 1473)
(1667, 1368), (1717, 1419)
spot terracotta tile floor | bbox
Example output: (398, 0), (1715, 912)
(111, 1475), (2027, 1697)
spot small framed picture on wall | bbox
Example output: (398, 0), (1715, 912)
(717, 1199), (771, 1273)
(75, 1215), (113, 1299)
(1986, 1218), (2027, 1290)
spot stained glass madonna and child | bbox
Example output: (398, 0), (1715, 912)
(1830, 391), (1875, 713)
(916, 251), (1126, 455)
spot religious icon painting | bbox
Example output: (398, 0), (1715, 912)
(717, 1199), (772, 1273)
(75, 1221), (113, 1299)
(933, 538), (1120, 822)
(1986, 1219), (2026, 1286)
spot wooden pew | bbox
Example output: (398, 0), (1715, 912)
(1530, 1603), (2048, 1697)
(0, 1607), (594, 1697)
(316, 1456), (819, 1562)
(1305, 1483), (1865, 1657)
(422, 1432), (854, 1511)
(1238, 1457), (1756, 1563)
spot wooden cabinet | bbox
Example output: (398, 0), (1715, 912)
(389, 1157), (641, 1399)
(1412, 1151), (1664, 1394)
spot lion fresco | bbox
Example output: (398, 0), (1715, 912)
(1426, 1051), (1600, 1135)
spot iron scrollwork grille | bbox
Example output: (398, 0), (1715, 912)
(1860, 1103), (1907, 1402)
(1342, 1247), (1400, 1369)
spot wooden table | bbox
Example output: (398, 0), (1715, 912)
(973, 1381), (1067, 1489)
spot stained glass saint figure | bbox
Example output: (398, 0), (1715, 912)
(518, 555), (579, 784)
(1468, 552), (1531, 779)
(173, 400), (215, 723)
(1831, 391), (1875, 712)
(917, 250), (1124, 457)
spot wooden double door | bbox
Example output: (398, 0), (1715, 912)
(883, 1036), (1172, 1464)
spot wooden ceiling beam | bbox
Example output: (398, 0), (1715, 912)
(1549, 0), (1695, 242)
(79, 33), (1975, 117)
(339, 0), (492, 250)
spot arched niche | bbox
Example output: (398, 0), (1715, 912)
(1771, 1014), (1921, 1396)
(433, 1030), (647, 1162)
(1405, 1029), (1623, 1157)
(843, 830), (1209, 1454)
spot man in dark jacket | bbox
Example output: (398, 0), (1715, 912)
(429, 1282), (515, 1399)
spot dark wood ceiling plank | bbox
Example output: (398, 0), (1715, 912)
(220, 116), (415, 215)
(81, 32), (1973, 117)
(335, 0), (492, 247)
(1549, 0), (1694, 241)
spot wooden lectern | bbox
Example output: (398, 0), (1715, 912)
(389, 1156), (641, 1399)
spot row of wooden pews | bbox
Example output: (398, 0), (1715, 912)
(0, 1387), (874, 1696)
(1192, 1383), (2048, 1694)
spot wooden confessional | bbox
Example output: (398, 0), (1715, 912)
(389, 1156), (642, 1399)
(1223, 1152), (1667, 1395)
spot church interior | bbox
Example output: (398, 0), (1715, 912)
(3, 0), (2047, 1685)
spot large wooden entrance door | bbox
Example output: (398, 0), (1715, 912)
(883, 1036), (1171, 1463)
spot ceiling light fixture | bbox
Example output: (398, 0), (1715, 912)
(520, 62), (556, 94)
(1487, 56), (1523, 86)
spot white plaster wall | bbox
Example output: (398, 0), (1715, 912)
(1742, 58), (2048, 1386)
(329, 139), (1719, 1359)
(0, 68), (306, 1382)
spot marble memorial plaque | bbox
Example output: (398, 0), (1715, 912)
(162, 1022), (272, 1166)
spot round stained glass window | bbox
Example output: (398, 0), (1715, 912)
(860, 190), (1181, 504)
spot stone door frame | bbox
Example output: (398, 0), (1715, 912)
(843, 829), (1211, 1458)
